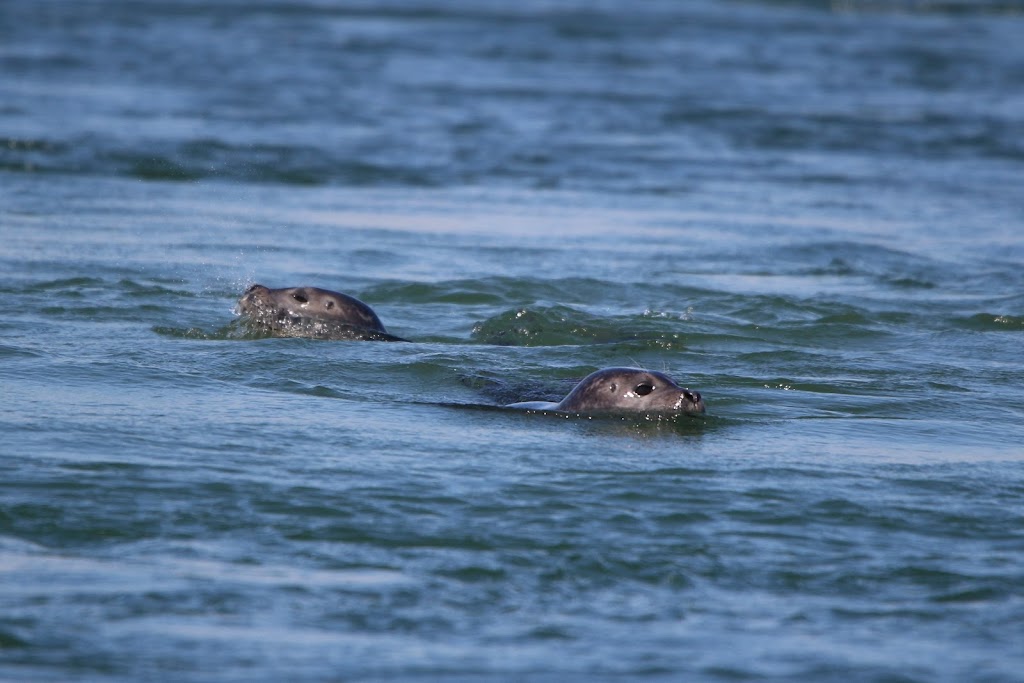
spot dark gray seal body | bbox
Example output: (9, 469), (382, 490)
(506, 367), (705, 415)
(236, 284), (405, 341)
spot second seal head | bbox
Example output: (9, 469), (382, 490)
(506, 367), (705, 416)
(237, 284), (404, 341)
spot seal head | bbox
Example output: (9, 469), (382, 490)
(506, 367), (705, 416)
(236, 284), (404, 341)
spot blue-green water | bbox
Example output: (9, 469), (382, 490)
(2, 1), (1024, 681)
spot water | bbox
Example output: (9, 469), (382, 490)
(2, 1), (1024, 681)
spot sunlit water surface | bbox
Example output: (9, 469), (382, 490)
(2, 1), (1023, 681)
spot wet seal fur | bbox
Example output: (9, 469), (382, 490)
(506, 367), (705, 416)
(236, 284), (406, 341)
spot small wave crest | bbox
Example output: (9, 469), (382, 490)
(152, 320), (255, 341)
(470, 305), (691, 348)
(957, 313), (1024, 331)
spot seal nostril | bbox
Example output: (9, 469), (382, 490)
(684, 390), (701, 403)
(245, 284), (261, 293)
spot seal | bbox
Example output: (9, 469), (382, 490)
(236, 284), (406, 341)
(506, 367), (705, 415)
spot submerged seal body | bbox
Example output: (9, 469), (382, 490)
(506, 367), (705, 416)
(236, 284), (405, 341)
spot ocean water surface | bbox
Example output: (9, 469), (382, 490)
(2, 0), (1023, 681)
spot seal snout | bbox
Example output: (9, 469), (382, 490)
(241, 284), (268, 302)
(244, 283), (271, 296)
(237, 284), (271, 316)
(677, 388), (705, 414)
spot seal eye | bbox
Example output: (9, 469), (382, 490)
(292, 293), (308, 304)
(325, 301), (334, 309)
(634, 382), (654, 396)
